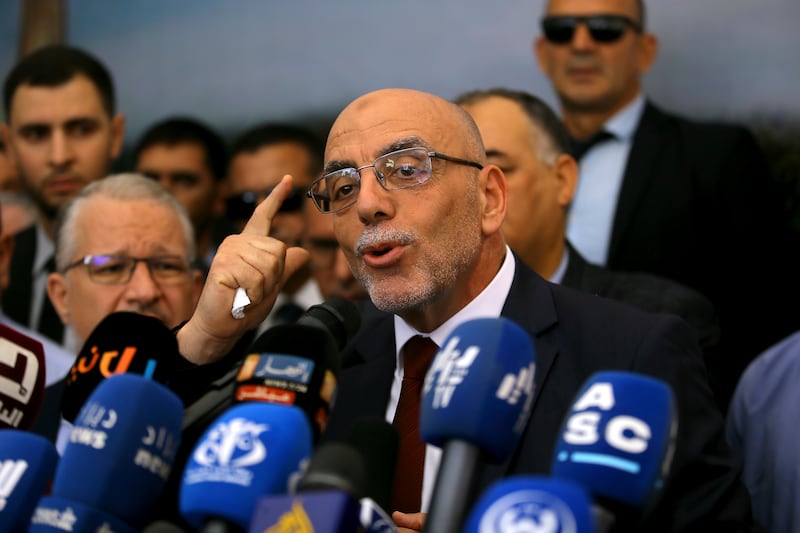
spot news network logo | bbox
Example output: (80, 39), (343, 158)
(67, 344), (138, 385)
(0, 458), (27, 511)
(0, 337), (41, 428)
(424, 336), (479, 409)
(476, 489), (580, 533)
(557, 381), (651, 474)
(185, 417), (268, 487)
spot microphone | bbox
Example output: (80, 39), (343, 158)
(248, 442), (366, 533)
(551, 371), (677, 530)
(420, 317), (537, 533)
(346, 416), (399, 524)
(61, 311), (180, 422)
(0, 430), (59, 532)
(462, 475), (596, 533)
(247, 418), (399, 532)
(30, 372), (184, 531)
(179, 402), (313, 533)
(29, 496), (139, 533)
(181, 296), (361, 443)
(0, 322), (46, 430)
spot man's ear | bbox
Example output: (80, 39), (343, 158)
(46, 272), (70, 326)
(480, 164), (508, 236)
(553, 154), (579, 208)
(109, 113), (126, 160)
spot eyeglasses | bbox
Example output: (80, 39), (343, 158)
(541, 15), (642, 44)
(307, 147), (483, 213)
(62, 254), (194, 285)
(225, 186), (306, 221)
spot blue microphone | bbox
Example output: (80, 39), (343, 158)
(29, 496), (139, 533)
(551, 371), (677, 526)
(179, 402), (313, 532)
(41, 373), (183, 530)
(0, 430), (58, 532)
(420, 317), (536, 533)
(462, 475), (596, 533)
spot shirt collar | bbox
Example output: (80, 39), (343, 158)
(604, 92), (646, 142)
(33, 222), (55, 275)
(394, 245), (516, 368)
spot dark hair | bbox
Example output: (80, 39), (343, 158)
(133, 117), (228, 181)
(454, 88), (571, 158)
(230, 123), (324, 175)
(3, 44), (115, 117)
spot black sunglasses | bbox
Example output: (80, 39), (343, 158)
(225, 186), (305, 221)
(541, 15), (642, 44)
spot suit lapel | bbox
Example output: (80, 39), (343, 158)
(2, 226), (37, 327)
(608, 102), (667, 263)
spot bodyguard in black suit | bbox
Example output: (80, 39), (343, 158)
(534, 0), (800, 412)
(314, 87), (756, 531)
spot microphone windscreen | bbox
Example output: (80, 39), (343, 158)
(551, 371), (677, 508)
(296, 442), (366, 498)
(421, 317), (536, 462)
(347, 416), (398, 512)
(29, 495), (139, 533)
(0, 322), (46, 430)
(235, 323), (340, 441)
(0, 429), (59, 532)
(179, 402), (313, 530)
(297, 297), (362, 352)
(463, 475), (595, 533)
(61, 311), (180, 422)
(53, 373), (183, 528)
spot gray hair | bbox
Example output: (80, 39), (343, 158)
(53, 173), (196, 270)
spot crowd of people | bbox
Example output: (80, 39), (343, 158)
(1, 1), (799, 531)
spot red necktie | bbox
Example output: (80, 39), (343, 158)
(390, 335), (439, 513)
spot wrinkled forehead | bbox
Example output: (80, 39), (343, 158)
(325, 89), (459, 165)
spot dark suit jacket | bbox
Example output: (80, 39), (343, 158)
(2, 225), (64, 343)
(604, 102), (800, 410)
(325, 257), (755, 532)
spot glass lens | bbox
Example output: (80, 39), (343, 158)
(377, 148), (432, 189)
(86, 255), (131, 283)
(585, 16), (628, 42)
(542, 17), (577, 43)
(322, 169), (360, 212)
(148, 257), (192, 280)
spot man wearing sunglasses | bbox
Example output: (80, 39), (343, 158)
(226, 123), (326, 332)
(534, 0), (799, 413)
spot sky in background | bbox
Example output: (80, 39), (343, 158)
(1, 0), (798, 147)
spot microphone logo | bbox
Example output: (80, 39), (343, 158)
(265, 500), (313, 532)
(558, 381), (651, 473)
(185, 417), (268, 486)
(0, 337), (41, 427)
(424, 336), (480, 408)
(477, 489), (579, 533)
(67, 345), (138, 384)
(69, 401), (118, 449)
(0, 459), (27, 511)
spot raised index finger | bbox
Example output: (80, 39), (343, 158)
(241, 174), (298, 236)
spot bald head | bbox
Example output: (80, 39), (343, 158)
(326, 88), (485, 166)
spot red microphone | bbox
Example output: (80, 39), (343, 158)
(0, 322), (46, 429)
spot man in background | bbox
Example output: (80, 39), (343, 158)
(133, 116), (232, 274)
(0, 45), (125, 348)
(534, 0), (800, 410)
(226, 123), (325, 331)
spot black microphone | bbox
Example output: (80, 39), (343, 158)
(180, 296), (361, 444)
(61, 311), (180, 423)
(0, 322), (47, 430)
